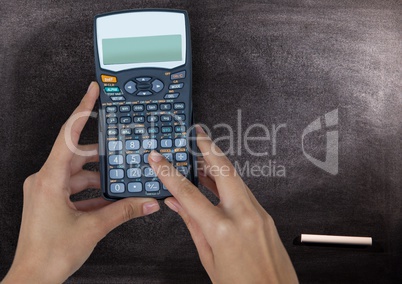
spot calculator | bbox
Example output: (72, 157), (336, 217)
(94, 9), (197, 199)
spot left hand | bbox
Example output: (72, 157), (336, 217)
(2, 82), (160, 284)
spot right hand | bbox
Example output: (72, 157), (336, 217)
(148, 125), (298, 284)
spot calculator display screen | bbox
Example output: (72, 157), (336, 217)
(102, 35), (182, 65)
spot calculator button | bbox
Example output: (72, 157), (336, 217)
(110, 96), (125, 101)
(163, 183), (168, 190)
(119, 105), (131, 112)
(144, 153), (149, 163)
(108, 141), (123, 151)
(127, 168), (141, 178)
(147, 104), (158, 111)
(175, 126), (186, 133)
(109, 155), (123, 165)
(134, 116), (145, 123)
(104, 86), (121, 93)
(160, 115), (172, 122)
(175, 152), (188, 162)
(161, 139), (173, 148)
(148, 127), (159, 134)
(174, 114), (186, 121)
(128, 182), (143, 192)
(134, 128), (146, 135)
(170, 71), (186, 80)
(160, 103), (172, 111)
(145, 181), (160, 192)
(162, 153), (173, 162)
(137, 91), (152, 96)
(124, 81), (137, 94)
(106, 106), (117, 113)
(164, 93), (180, 99)
(110, 183), (125, 193)
(177, 167), (189, 176)
(175, 138), (187, 147)
(174, 103), (185, 110)
(127, 154), (141, 165)
(161, 126), (173, 133)
(107, 129), (118, 136)
(107, 117), (117, 124)
(120, 117), (131, 124)
(121, 129), (132, 135)
(126, 140), (140, 150)
(101, 74), (117, 83)
(144, 167), (156, 177)
(133, 104), (145, 112)
(147, 115), (159, 123)
(151, 79), (164, 92)
(169, 83), (184, 90)
(136, 77), (151, 82)
(143, 139), (157, 150)
(110, 169), (124, 179)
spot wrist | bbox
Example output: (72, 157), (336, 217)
(3, 260), (63, 284)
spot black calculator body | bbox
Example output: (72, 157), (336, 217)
(94, 9), (197, 200)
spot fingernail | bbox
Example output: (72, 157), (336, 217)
(143, 201), (160, 215)
(195, 124), (205, 134)
(165, 199), (182, 213)
(87, 81), (95, 92)
(149, 150), (163, 162)
(198, 168), (207, 177)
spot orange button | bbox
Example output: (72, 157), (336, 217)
(101, 74), (117, 83)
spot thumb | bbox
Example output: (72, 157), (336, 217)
(89, 198), (160, 237)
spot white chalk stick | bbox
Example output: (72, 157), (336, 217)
(301, 234), (372, 246)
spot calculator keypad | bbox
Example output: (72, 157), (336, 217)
(103, 96), (190, 197)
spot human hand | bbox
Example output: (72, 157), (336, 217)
(2, 82), (160, 284)
(148, 126), (298, 284)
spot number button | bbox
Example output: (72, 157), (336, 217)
(110, 183), (125, 193)
(144, 167), (156, 177)
(126, 140), (140, 150)
(119, 105), (131, 112)
(175, 138), (187, 147)
(133, 104), (145, 112)
(110, 169), (124, 179)
(106, 106), (117, 113)
(144, 153), (149, 163)
(174, 103), (185, 110)
(161, 139), (172, 148)
(147, 104), (158, 111)
(128, 182), (143, 192)
(175, 152), (188, 162)
(127, 154), (141, 165)
(160, 115), (172, 122)
(109, 155), (123, 165)
(127, 168), (141, 178)
(145, 181), (160, 192)
(143, 139), (157, 150)
(108, 141), (123, 151)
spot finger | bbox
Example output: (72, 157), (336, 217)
(70, 144), (99, 175)
(165, 197), (214, 271)
(69, 170), (101, 194)
(195, 125), (251, 206)
(198, 170), (219, 198)
(73, 197), (111, 212)
(148, 150), (222, 231)
(46, 82), (99, 170)
(88, 198), (160, 238)
(197, 157), (215, 182)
